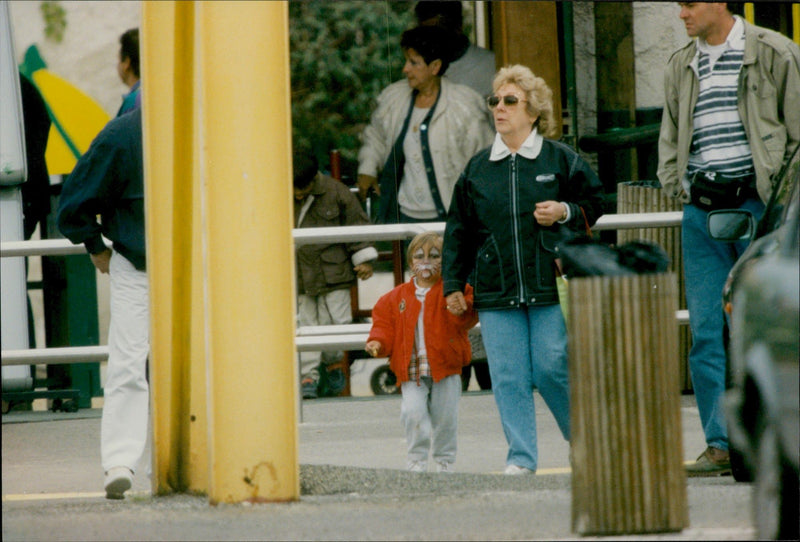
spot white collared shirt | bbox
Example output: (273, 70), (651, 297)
(489, 127), (543, 162)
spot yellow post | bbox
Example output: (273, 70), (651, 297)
(198, 1), (298, 503)
(744, 3), (755, 25)
(141, 0), (177, 494)
(793, 4), (800, 45)
(142, 0), (208, 494)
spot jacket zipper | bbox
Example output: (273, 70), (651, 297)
(510, 155), (526, 304)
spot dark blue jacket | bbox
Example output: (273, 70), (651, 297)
(443, 139), (603, 310)
(57, 108), (145, 270)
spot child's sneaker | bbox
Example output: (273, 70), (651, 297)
(435, 461), (452, 473)
(407, 460), (427, 473)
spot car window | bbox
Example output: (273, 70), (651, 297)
(757, 143), (800, 237)
(780, 178), (799, 259)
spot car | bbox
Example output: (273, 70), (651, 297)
(707, 142), (799, 540)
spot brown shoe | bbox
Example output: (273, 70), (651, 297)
(686, 446), (732, 477)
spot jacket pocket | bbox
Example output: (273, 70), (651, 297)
(537, 231), (559, 289)
(319, 246), (353, 285)
(474, 236), (505, 298)
(540, 229), (561, 254)
(311, 204), (341, 224)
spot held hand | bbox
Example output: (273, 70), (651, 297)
(534, 201), (567, 227)
(446, 291), (468, 316)
(354, 262), (374, 280)
(357, 174), (379, 201)
(90, 249), (112, 274)
(365, 340), (382, 357)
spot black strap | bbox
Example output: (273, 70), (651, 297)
(418, 90), (446, 219)
(377, 95), (417, 223)
(377, 88), (444, 223)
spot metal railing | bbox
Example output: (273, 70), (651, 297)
(1, 212), (686, 366)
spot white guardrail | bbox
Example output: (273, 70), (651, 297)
(1, 213), (688, 366)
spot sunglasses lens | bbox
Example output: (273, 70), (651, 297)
(488, 95), (521, 108)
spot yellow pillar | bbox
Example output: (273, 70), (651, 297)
(197, 1), (298, 503)
(141, 0), (207, 494)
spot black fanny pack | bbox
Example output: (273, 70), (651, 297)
(690, 171), (757, 211)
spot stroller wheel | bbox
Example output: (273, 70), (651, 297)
(370, 364), (400, 395)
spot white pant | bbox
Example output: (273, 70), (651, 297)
(297, 289), (352, 379)
(400, 374), (461, 468)
(101, 251), (150, 473)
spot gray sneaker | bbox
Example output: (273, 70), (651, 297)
(104, 466), (133, 499)
(301, 377), (318, 399)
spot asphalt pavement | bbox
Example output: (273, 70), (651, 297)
(2, 390), (756, 541)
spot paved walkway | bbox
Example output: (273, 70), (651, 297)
(2, 392), (754, 541)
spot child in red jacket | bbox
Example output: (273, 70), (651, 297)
(366, 231), (477, 473)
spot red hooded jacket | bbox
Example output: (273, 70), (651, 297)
(368, 278), (477, 384)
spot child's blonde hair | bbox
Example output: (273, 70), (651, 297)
(406, 231), (443, 270)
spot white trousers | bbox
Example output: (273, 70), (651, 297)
(400, 374), (461, 468)
(297, 289), (352, 379)
(101, 251), (150, 473)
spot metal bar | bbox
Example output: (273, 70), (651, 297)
(4, 213), (689, 366)
(0, 238), (111, 257)
(4, 213), (684, 257)
(4, 313), (690, 366)
(295, 334), (370, 352)
(297, 324), (373, 336)
(2, 345), (109, 366)
(578, 123), (660, 153)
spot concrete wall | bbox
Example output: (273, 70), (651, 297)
(633, 2), (689, 109)
(9, 1), (141, 117)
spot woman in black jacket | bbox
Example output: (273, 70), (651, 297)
(442, 65), (603, 475)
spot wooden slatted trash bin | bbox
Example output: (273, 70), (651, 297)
(617, 181), (692, 392)
(568, 273), (688, 535)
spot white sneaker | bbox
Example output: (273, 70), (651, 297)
(407, 460), (427, 473)
(435, 461), (453, 473)
(503, 464), (535, 475)
(104, 466), (133, 499)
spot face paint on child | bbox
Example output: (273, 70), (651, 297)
(411, 245), (442, 285)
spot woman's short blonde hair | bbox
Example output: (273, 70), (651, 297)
(492, 64), (556, 138)
(406, 231), (443, 270)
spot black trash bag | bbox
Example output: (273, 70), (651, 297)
(617, 240), (670, 274)
(557, 238), (669, 278)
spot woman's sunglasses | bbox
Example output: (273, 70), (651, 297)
(487, 95), (526, 108)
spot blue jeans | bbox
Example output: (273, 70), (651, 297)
(478, 304), (570, 471)
(682, 199), (764, 451)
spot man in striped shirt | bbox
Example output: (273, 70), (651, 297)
(658, 2), (800, 476)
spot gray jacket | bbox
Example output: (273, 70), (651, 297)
(358, 77), (494, 214)
(657, 18), (800, 203)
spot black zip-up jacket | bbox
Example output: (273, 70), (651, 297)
(57, 109), (145, 270)
(443, 139), (603, 310)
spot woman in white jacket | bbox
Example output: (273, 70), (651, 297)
(357, 25), (494, 224)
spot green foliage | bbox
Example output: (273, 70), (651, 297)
(40, 1), (67, 43)
(289, 1), (415, 180)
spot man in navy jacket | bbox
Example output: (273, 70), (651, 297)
(57, 108), (147, 499)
